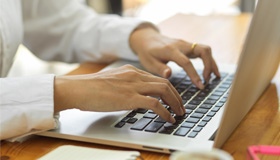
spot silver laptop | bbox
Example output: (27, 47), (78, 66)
(38, 0), (280, 153)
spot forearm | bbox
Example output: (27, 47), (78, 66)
(22, 0), (148, 63)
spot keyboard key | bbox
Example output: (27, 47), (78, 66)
(193, 126), (203, 132)
(144, 113), (158, 119)
(189, 100), (201, 105)
(212, 91), (224, 96)
(181, 122), (195, 128)
(200, 104), (212, 109)
(207, 112), (216, 117)
(115, 121), (125, 128)
(145, 122), (164, 132)
(195, 108), (208, 114)
(121, 117), (130, 122)
(174, 127), (190, 136)
(174, 74), (186, 79)
(154, 117), (166, 123)
(188, 131), (198, 138)
(216, 88), (227, 92)
(190, 113), (204, 118)
(174, 115), (185, 120)
(185, 109), (193, 114)
(169, 78), (183, 86)
(198, 121), (207, 127)
(215, 102), (224, 107)
(185, 104), (197, 110)
(131, 118), (152, 131)
(204, 100), (216, 105)
(127, 118), (138, 124)
(148, 110), (155, 114)
(220, 72), (228, 78)
(183, 113), (189, 119)
(220, 84), (231, 88)
(188, 88), (199, 93)
(159, 128), (174, 134)
(193, 96), (205, 101)
(211, 107), (220, 112)
(127, 111), (136, 117)
(176, 88), (185, 94)
(220, 97), (227, 103)
(223, 81), (232, 85)
(164, 122), (179, 130)
(197, 92), (207, 97)
(202, 116), (212, 122)
(174, 119), (184, 125)
(177, 83), (190, 89)
(135, 108), (148, 114)
(182, 95), (192, 100)
(208, 96), (220, 100)
(183, 91), (193, 97)
(185, 117), (200, 123)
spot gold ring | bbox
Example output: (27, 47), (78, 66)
(191, 43), (197, 53)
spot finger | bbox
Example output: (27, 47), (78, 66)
(121, 64), (151, 76)
(121, 63), (184, 112)
(170, 50), (204, 89)
(136, 96), (176, 123)
(196, 47), (214, 82)
(141, 57), (172, 78)
(137, 74), (183, 108)
(211, 57), (221, 77)
(136, 82), (184, 115)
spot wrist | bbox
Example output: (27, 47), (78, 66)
(54, 76), (70, 112)
(129, 24), (159, 55)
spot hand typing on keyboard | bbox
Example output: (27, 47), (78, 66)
(129, 27), (221, 89)
(54, 64), (185, 123)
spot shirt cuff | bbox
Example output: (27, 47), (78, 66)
(0, 74), (57, 140)
(100, 18), (158, 61)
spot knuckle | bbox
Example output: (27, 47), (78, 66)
(178, 39), (186, 44)
(182, 58), (191, 67)
(163, 78), (170, 85)
(163, 44), (176, 51)
(126, 70), (139, 77)
(123, 64), (135, 69)
(160, 83), (169, 92)
(203, 46), (212, 54)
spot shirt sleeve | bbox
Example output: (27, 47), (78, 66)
(0, 74), (58, 141)
(21, 0), (154, 63)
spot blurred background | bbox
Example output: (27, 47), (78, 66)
(8, 0), (257, 77)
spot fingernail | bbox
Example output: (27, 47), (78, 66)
(163, 69), (169, 78)
(182, 105), (186, 113)
(170, 115), (176, 123)
(198, 81), (204, 89)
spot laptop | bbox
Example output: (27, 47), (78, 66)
(38, 0), (280, 153)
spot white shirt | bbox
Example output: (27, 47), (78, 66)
(0, 0), (147, 140)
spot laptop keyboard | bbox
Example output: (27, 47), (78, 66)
(114, 70), (234, 138)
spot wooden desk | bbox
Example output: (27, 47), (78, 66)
(1, 14), (280, 160)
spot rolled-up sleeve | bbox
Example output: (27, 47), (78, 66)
(22, 0), (150, 63)
(0, 74), (57, 140)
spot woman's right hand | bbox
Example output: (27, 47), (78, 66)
(54, 64), (185, 123)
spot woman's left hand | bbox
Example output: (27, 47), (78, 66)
(129, 27), (220, 89)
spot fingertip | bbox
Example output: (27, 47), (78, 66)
(198, 80), (204, 90)
(163, 68), (171, 78)
(169, 115), (176, 123)
(217, 71), (221, 78)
